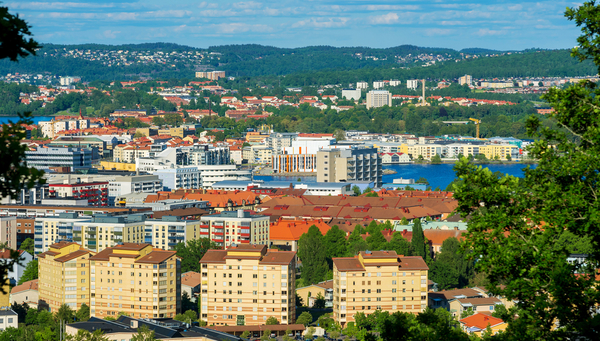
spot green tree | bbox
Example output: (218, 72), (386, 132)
(460, 307), (474, 319)
(20, 238), (34, 255)
(298, 225), (329, 285)
(240, 330), (250, 339)
(305, 327), (315, 339)
(352, 185), (361, 196)
(181, 291), (196, 313)
(347, 226), (368, 255)
(431, 154), (442, 164)
(18, 259), (37, 284)
(323, 225), (348, 258)
(386, 232), (412, 256)
(174, 238), (218, 273)
(75, 303), (90, 322)
(313, 292), (326, 309)
(56, 303), (74, 323)
(400, 217), (409, 225)
(430, 237), (473, 290)
(452, 3), (600, 339)
(131, 325), (157, 341)
(366, 228), (387, 251)
(266, 316), (279, 325)
(295, 292), (304, 307)
(260, 328), (271, 341)
(296, 311), (313, 326)
(0, 6), (39, 62)
(411, 219), (427, 260)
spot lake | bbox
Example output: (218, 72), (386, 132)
(255, 163), (535, 190)
(0, 116), (55, 125)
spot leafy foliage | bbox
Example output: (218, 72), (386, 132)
(298, 225), (329, 285)
(18, 259), (38, 285)
(296, 311), (313, 326)
(429, 238), (474, 290)
(174, 238), (218, 273)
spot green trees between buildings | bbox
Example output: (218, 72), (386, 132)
(429, 238), (474, 290)
(265, 316), (279, 325)
(297, 225), (329, 285)
(451, 2), (600, 339)
(295, 311), (313, 326)
(174, 238), (218, 273)
(18, 259), (38, 284)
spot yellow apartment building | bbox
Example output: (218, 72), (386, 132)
(199, 244), (296, 326)
(38, 241), (94, 312)
(332, 251), (428, 327)
(89, 243), (180, 319)
(478, 144), (518, 160)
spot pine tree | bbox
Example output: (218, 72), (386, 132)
(411, 219), (427, 259)
(387, 232), (412, 256)
(347, 225), (368, 255)
(323, 225), (348, 258)
(366, 229), (387, 251)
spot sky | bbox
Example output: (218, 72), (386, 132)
(8, 0), (584, 51)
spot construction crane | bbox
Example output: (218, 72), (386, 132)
(469, 118), (481, 139)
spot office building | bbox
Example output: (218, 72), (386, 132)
(332, 251), (429, 327)
(38, 241), (94, 312)
(266, 133), (298, 153)
(200, 210), (269, 248)
(25, 147), (92, 171)
(316, 145), (382, 187)
(189, 145), (230, 166)
(89, 243), (180, 319)
(48, 177), (109, 207)
(199, 244), (296, 326)
(366, 90), (392, 109)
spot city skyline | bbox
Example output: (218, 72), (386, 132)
(9, 0), (581, 51)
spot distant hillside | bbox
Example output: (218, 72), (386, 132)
(0, 43), (595, 82)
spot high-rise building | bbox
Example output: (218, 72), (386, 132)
(199, 210), (269, 248)
(332, 251), (429, 327)
(89, 243), (180, 319)
(459, 75), (472, 86)
(316, 145), (382, 187)
(366, 90), (392, 109)
(199, 244), (296, 326)
(195, 71), (226, 80)
(38, 241), (94, 312)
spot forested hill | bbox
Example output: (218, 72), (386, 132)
(0, 42), (595, 83)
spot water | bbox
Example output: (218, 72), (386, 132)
(255, 163), (535, 190)
(0, 116), (55, 125)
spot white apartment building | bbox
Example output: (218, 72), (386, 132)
(373, 81), (385, 89)
(366, 90), (392, 109)
(389, 80), (401, 86)
(316, 145), (382, 187)
(356, 81), (368, 90)
(407, 80), (419, 90)
(200, 210), (270, 247)
(143, 216), (201, 250)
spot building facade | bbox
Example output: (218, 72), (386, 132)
(38, 241), (94, 312)
(332, 251), (429, 327)
(366, 90), (392, 109)
(199, 244), (296, 326)
(25, 147), (92, 171)
(316, 146), (382, 187)
(89, 243), (181, 319)
(200, 210), (269, 248)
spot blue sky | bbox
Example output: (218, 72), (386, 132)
(8, 0), (583, 50)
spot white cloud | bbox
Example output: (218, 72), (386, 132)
(365, 5), (419, 11)
(102, 30), (120, 39)
(198, 2), (218, 9)
(475, 28), (506, 36)
(143, 10), (192, 18)
(508, 4), (523, 11)
(212, 23), (272, 34)
(424, 28), (454, 36)
(292, 17), (350, 28)
(233, 1), (263, 10)
(369, 13), (400, 25)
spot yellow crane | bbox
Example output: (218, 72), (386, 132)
(469, 118), (481, 139)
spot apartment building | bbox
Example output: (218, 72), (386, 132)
(332, 251), (429, 327)
(74, 214), (148, 252)
(38, 241), (94, 312)
(48, 177), (109, 207)
(406, 80), (419, 90)
(200, 210), (269, 248)
(341, 89), (361, 101)
(356, 82), (368, 90)
(196, 71), (226, 80)
(459, 75), (472, 86)
(189, 145), (230, 166)
(89, 243), (181, 319)
(366, 90), (392, 109)
(316, 146), (382, 187)
(34, 213), (89, 255)
(0, 216), (17, 250)
(199, 244), (296, 326)
(143, 216), (201, 250)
